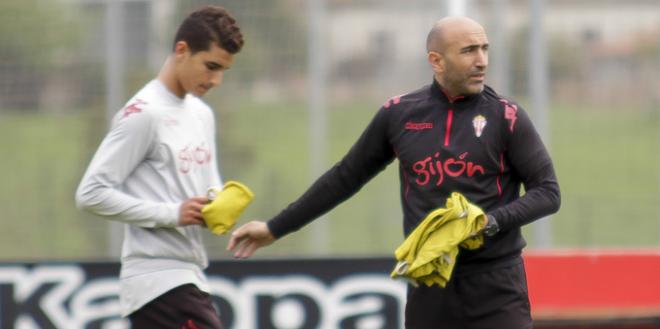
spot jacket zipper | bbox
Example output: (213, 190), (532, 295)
(444, 108), (454, 146)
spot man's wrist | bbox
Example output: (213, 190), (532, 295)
(266, 220), (282, 239)
(483, 214), (500, 237)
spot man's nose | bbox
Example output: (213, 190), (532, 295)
(210, 71), (224, 87)
(476, 49), (488, 68)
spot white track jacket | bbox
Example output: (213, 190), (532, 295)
(76, 79), (222, 316)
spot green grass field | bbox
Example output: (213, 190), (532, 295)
(0, 113), (105, 259)
(1, 102), (658, 260)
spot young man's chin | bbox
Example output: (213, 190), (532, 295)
(191, 87), (210, 97)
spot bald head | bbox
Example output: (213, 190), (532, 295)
(426, 16), (486, 53)
(426, 16), (489, 97)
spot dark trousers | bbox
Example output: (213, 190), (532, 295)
(129, 284), (223, 329)
(405, 261), (532, 329)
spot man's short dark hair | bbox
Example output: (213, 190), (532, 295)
(173, 5), (244, 54)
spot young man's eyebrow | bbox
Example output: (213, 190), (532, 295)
(206, 61), (224, 70)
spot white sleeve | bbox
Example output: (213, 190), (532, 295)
(75, 110), (179, 228)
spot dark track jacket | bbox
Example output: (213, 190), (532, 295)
(268, 79), (560, 272)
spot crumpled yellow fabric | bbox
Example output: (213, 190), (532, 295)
(390, 192), (487, 287)
(201, 181), (254, 235)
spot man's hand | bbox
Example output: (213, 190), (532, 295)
(179, 196), (209, 226)
(227, 221), (275, 259)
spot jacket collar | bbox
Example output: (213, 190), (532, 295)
(430, 78), (481, 104)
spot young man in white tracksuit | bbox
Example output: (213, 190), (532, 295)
(76, 6), (243, 328)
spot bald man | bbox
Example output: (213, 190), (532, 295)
(228, 16), (560, 328)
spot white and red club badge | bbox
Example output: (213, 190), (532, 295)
(472, 115), (487, 137)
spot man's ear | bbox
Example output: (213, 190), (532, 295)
(174, 41), (190, 59)
(427, 51), (444, 74)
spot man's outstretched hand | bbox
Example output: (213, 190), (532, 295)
(227, 221), (276, 259)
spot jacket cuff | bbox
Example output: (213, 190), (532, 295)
(159, 203), (181, 227)
(266, 218), (286, 239)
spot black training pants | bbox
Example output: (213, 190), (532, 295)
(405, 260), (532, 329)
(129, 284), (223, 329)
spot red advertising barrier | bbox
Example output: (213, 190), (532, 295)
(525, 250), (660, 328)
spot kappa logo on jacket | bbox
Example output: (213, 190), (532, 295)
(405, 121), (434, 130)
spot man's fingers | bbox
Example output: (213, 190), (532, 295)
(232, 239), (248, 258)
(228, 222), (256, 244)
(185, 209), (204, 221)
(226, 221), (272, 257)
(233, 241), (247, 258)
(192, 202), (206, 212)
(227, 231), (245, 251)
(177, 196), (213, 226)
(187, 197), (208, 213)
(235, 240), (258, 259)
